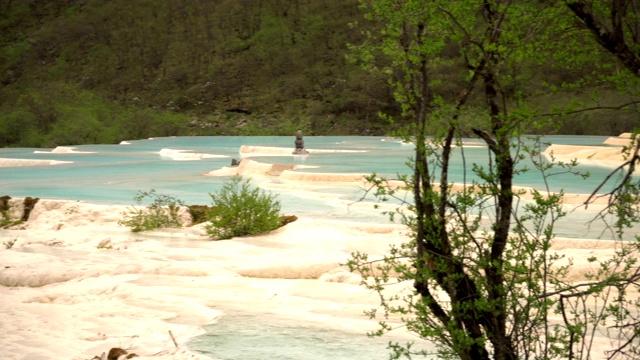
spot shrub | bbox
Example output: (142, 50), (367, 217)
(119, 190), (185, 232)
(3, 237), (17, 249)
(205, 176), (282, 239)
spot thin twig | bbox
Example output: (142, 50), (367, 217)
(538, 100), (640, 117)
(169, 330), (179, 349)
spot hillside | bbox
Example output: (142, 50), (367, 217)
(1, 0), (638, 147)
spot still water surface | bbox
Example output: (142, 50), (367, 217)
(0, 135), (621, 211)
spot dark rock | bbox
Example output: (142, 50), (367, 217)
(226, 108), (252, 114)
(280, 215), (298, 226)
(292, 130), (309, 155)
(107, 347), (137, 359)
(107, 348), (127, 360)
(21, 197), (39, 222)
(0, 195), (10, 212)
(188, 204), (212, 225)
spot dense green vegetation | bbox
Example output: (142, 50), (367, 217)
(0, 0), (638, 147)
(346, 0), (640, 359)
(118, 178), (285, 240)
(205, 175), (283, 239)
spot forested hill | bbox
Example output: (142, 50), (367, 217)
(0, 0), (638, 147)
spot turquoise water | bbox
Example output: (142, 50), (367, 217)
(189, 312), (433, 360)
(0, 135), (630, 226)
(0, 136), (405, 205)
(0, 135), (622, 204)
(2, 135), (636, 359)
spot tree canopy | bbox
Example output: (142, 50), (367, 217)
(347, 1), (640, 359)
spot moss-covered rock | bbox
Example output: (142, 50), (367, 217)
(280, 215), (298, 226)
(187, 204), (212, 225)
(0, 195), (10, 212)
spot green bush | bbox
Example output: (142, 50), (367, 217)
(118, 190), (186, 232)
(205, 176), (282, 239)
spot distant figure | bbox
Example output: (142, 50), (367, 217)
(230, 158), (240, 166)
(292, 130), (309, 155)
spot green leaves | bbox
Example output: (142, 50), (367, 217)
(118, 189), (186, 232)
(117, 178), (285, 240)
(348, 1), (640, 359)
(205, 176), (282, 240)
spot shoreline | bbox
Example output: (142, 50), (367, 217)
(0, 199), (409, 359)
(1, 197), (633, 359)
(1, 200), (219, 359)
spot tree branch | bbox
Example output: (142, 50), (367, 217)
(565, 0), (640, 76)
(538, 100), (640, 118)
